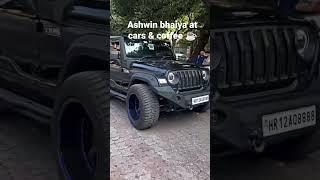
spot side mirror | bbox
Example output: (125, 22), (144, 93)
(36, 21), (44, 32)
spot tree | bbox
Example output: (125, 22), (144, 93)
(111, 0), (209, 59)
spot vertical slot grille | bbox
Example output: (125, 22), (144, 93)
(175, 70), (203, 91)
(212, 26), (308, 96)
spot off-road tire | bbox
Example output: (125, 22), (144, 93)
(126, 84), (159, 130)
(193, 102), (210, 112)
(52, 71), (109, 180)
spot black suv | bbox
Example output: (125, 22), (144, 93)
(209, 0), (320, 153)
(110, 36), (210, 130)
(0, 0), (109, 180)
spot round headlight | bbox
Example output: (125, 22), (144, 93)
(202, 70), (209, 81)
(167, 72), (179, 85)
(295, 29), (316, 62)
(295, 29), (309, 55)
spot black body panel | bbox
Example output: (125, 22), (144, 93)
(0, 0), (109, 112)
(210, 4), (320, 151)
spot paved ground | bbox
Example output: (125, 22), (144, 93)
(110, 99), (211, 180)
(0, 112), (58, 180)
(1, 101), (320, 180)
(215, 131), (320, 180)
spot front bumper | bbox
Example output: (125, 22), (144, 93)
(153, 86), (210, 109)
(212, 90), (320, 151)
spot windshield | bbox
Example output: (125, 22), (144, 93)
(124, 39), (174, 59)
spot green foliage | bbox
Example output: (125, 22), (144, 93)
(111, 0), (208, 38)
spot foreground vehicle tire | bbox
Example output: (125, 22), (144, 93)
(126, 84), (159, 130)
(52, 71), (109, 180)
(193, 102), (210, 112)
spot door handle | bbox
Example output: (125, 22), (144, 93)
(36, 22), (44, 32)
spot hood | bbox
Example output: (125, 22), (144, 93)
(68, 6), (109, 23)
(205, 0), (276, 10)
(206, 0), (320, 15)
(48, 0), (109, 23)
(131, 60), (199, 74)
(207, 0), (315, 27)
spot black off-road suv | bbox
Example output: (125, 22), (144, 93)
(0, 0), (108, 180)
(208, 0), (320, 154)
(110, 36), (210, 130)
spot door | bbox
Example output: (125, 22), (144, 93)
(110, 40), (123, 91)
(36, 19), (64, 83)
(0, 0), (40, 95)
(110, 39), (132, 93)
(36, 0), (67, 83)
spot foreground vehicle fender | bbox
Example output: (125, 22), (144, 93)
(58, 35), (109, 84)
(129, 73), (160, 89)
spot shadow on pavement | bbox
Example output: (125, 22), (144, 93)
(214, 132), (320, 180)
(0, 112), (58, 180)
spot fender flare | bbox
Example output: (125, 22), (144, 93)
(58, 34), (108, 84)
(129, 73), (160, 91)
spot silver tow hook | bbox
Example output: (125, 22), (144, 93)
(249, 131), (265, 153)
(251, 138), (265, 153)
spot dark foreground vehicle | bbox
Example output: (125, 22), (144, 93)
(208, 0), (320, 154)
(110, 36), (210, 130)
(0, 0), (109, 179)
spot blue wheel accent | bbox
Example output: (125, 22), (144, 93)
(81, 117), (97, 175)
(128, 94), (140, 121)
(58, 106), (96, 180)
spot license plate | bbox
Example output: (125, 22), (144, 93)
(192, 95), (209, 105)
(262, 105), (316, 137)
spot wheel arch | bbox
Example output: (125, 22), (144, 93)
(58, 55), (108, 85)
(129, 73), (159, 88)
(58, 35), (109, 85)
